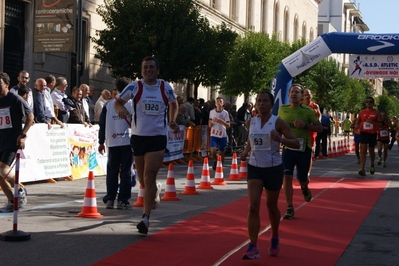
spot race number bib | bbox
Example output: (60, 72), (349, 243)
(142, 100), (162, 115)
(287, 138), (304, 151)
(379, 130), (388, 137)
(0, 107), (12, 129)
(249, 133), (271, 151)
(211, 128), (223, 137)
(363, 122), (373, 130)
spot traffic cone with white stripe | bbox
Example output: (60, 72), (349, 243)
(197, 157), (213, 189)
(227, 153), (240, 181)
(212, 155), (226, 185)
(181, 160), (199, 195)
(77, 171), (103, 218)
(133, 184), (145, 207)
(239, 160), (248, 180)
(161, 163), (180, 201)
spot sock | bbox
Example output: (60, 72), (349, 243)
(142, 213), (150, 219)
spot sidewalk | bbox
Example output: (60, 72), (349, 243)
(0, 136), (398, 265)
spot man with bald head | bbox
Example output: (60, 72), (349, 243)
(79, 83), (90, 121)
(32, 78), (52, 128)
(94, 89), (111, 124)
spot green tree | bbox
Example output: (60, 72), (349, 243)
(383, 80), (399, 98)
(295, 58), (351, 111)
(188, 23), (238, 99)
(221, 32), (290, 100)
(93, 0), (209, 81)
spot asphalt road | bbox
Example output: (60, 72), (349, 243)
(1, 137), (398, 266)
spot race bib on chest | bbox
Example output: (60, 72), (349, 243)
(363, 122), (373, 130)
(0, 107), (12, 129)
(379, 130), (388, 137)
(249, 133), (271, 151)
(211, 128), (223, 137)
(142, 100), (162, 115)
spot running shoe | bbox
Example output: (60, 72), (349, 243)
(283, 206), (295, 219)
(18, 187), (27, 208)
(382, 162), (386, 168)
(302, 187), (312, 202)
(106, 200), (115, 209)
(269, 236), (280, 257)
(153, 182), (162, 210)
(137, 216), (149, 234)
(2, 201), (14, 212)
(377, 157), (382, 165)
(358, 168), (366, 177)
(117, 201), (132, 210)
(242, 244), (260, 260)
(370, 165), (375, 175)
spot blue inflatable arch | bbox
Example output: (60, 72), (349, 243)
(271, 32), (399, 114)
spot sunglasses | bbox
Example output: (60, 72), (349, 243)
(366, 101), (374, 104)
(20, 76), (29, 80)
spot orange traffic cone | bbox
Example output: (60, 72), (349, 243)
(227, 153), (240, 181)
(133, 184), (145, 207)
(331, 141), (337, 157)
(181, 160), (199, 195)
(77, 171), (103, 218)
(327, 143), (332, 157)
(161, 163), (180, 201)
(212, 155), (226, 185)
(239, 160), (248, 179)
(197, 157), (213, 189)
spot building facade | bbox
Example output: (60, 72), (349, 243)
(0, 0), (321, 101)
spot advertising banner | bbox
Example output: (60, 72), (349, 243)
(18, 124), (185, 183)
(349, 54), (399, 78)
(33, 0), (75, 53)
(282, 36), (332, 77)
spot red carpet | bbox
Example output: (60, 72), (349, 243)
(94, 177), (387, 266)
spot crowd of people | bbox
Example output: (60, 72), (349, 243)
(2, 62), (399, 260)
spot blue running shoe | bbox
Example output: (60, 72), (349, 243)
(242, 244), (260, 260)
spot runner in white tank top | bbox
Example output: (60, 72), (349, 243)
(240, 90), (299, 260)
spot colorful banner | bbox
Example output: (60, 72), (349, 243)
(33, 0), (75, 52)
(18, 124), (185, 183)
(349, 54), (399, 78)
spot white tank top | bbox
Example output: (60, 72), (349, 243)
(119, 79), (176, 136)
(248, 115), (282, 167)
(104, 99), (132, 147)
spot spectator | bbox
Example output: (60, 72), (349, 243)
(10, 70), (33, 110)
(184, 97), (195, 122)
(87, 85), (96, 124)
(94, 89), (111, 123)
(67, 87), (91, 126)
(51, 77), (73, 123)
(98, 77), (134, 209)
(176, 104), (195, 127)
(32, 78), (52, 129)
(79, 84), (90, 120)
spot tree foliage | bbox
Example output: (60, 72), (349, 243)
(221, 32), (290, 100)
(93, 0), (208, 81)
(189, 23), (238, 98)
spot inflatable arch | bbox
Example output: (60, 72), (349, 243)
(271, 32), (399, 114)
